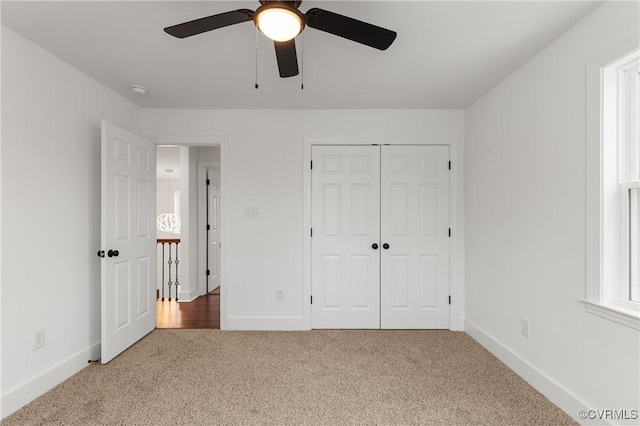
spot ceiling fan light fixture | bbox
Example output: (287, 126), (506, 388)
(254, 4), (304, 42)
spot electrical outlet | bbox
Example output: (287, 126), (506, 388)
(244, 206), (260, 219)
(33, 329), (45, 350)
(276, 288), (284, 301)
(520, 318), (530, 338)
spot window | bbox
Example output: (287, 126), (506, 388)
(619, 60), (639, 307)
(585, 39), (640, 329)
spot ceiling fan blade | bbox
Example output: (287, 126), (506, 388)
(164, 9), (254, 38)
(305, 8), (396, 50)
(274, 40), (299, 78)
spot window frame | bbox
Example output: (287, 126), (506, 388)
(619, 60), (639, 309)
(585, 37), (640, 330)
(621, 182), (640, 307)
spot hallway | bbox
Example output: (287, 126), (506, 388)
(156, 291), (220, 329)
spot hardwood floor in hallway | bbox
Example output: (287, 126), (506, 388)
(156, 292), (220, 329)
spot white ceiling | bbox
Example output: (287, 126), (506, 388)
(2, 1), (601, 109)
(156, 146), (181, 178)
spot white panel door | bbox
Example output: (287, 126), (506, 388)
(311, 146), (381, 328)
(380, 145), (450, 329)
(207, 169), (221, 290)
(101, 121), (156, 363)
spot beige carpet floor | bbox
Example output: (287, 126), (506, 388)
(3, 330), (576, 425)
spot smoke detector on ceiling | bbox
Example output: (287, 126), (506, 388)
(130, 85), (148, 96)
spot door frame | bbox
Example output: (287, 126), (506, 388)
(153, 136), (228, 329)
(303, 137), (465, 331)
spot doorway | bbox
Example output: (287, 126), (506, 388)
(156, 146), (222, 329)
(311, 145), (451, 329)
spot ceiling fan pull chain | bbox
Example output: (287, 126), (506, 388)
(255, 27), (259, 89)
(300, 33), (304, 90)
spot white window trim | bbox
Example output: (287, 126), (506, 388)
(585, 36), (640, 330)
(582, 299), (639, 329)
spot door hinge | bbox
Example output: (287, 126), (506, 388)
(448, 228), (451, 237)
(206, 269), (210, 276)
(310, 161), (313, 170)
(449, 161), (451, 170)
(310, 295), (313, 304)
(449, 295), (451, 305)
(207, 224), (210, 231)
(206, 179), (210, 185)
(310, 228), (313, 237)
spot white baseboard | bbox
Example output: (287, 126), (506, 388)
(224, 316), (309, 330)
(177, 287), (199, 302)
(225, 316), (464, 331)
(1, 342), (100, 420)
(464, 319), (611, 426)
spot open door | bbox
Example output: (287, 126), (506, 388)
(100, 121), (156, 364)
(207, 169), (222, 291)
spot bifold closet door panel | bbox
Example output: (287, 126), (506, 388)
(380, 145), (450, 329)
(311, 145), (381, 329)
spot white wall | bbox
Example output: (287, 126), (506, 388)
(142, 109), (465, 330)
(465, 2), (639, 424)
(1, 26), (142, 418)
(177, 146), (199, 301)
(197, 146), (220, 163)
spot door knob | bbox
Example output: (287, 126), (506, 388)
(107, 249), (120, 258)
(97, 250), (105, 258)
(372, 243), (379, 250)
(383, 243), (390, 249)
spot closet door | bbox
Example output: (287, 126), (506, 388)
(311, 146), (381, 328)
(380, 146), (450, 329)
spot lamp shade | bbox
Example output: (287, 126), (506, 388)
(255, 4), (304, 42)
(157, 213), (180, 233)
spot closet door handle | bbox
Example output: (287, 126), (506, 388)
(107, 249), (120, 258)
(371, 243), (379, 250)
(382, 243), (390, 250)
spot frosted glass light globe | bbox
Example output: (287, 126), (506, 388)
(256, 7), (303, 42)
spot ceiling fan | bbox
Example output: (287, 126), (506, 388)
(164, 1), (397, 78)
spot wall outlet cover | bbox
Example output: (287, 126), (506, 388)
(244, 206), (260, 219)
(520, 318), (530, 338)
(33, 329), (45, 350)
